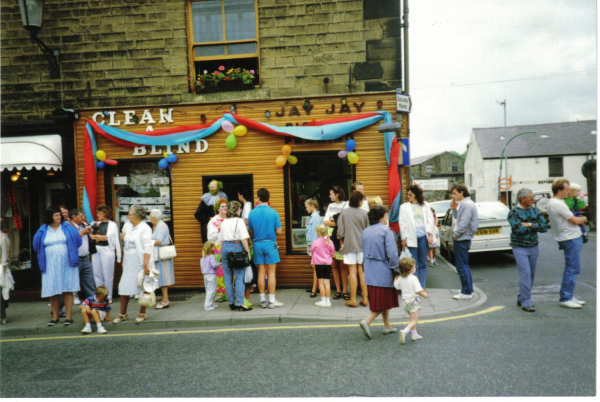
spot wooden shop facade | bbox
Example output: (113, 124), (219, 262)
(73, 91), (408, 289)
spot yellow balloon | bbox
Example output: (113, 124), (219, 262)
(275, 155), (287, 167)
(287, 155), (298, 165)
(348, 152), (359, 164)
(282, 145), (292, 156)
(163, 151), (168, 158)
(233, 125), (247, 136)
(95, 150), (106, 161)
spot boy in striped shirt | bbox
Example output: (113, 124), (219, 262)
(79, 286), (111, 334)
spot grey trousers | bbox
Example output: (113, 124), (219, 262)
(78, 256), (97, 300)
(513, 245), (539, 308)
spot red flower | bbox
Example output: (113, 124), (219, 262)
(218, 66), (225, 71)
(225, 77), (231, 81)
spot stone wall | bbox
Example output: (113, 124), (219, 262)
(411, 151), (465, 202)
(1, 0), (401, 123)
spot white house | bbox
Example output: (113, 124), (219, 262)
(464, 120), (596, 206)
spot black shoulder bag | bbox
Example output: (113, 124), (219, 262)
(226, 218), (250, 268)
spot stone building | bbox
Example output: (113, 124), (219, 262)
(410, 151), (465, 202)
(1, 0), (409, 290)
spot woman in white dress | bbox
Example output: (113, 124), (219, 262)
(113, 205), (158, 324)
(89, 205), (121, 301)
(150, 209), (175, 309)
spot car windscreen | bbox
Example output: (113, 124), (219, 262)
(477, 204), (509, 220)
(431, 201), (451, 215)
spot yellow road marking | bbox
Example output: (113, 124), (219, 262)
(1, 306), (504, 343)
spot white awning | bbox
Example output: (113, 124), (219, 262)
(0, 135), (63, 172)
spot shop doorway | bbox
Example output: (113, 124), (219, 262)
(201, 174), (254, 205)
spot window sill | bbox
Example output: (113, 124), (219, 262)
(181, 87), (270, 103)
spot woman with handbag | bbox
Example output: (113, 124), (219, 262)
(323, 185), (349, 301)
(150, 209), (175, 309)
(114, 205), (158, 324)
(207, 198), (229, 303)
(218, 201), (253, 311)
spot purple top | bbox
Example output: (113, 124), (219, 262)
(201, 255), (220, 275)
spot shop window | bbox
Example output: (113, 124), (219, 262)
(548, 157), (563, 177)
(111, 161), (173, 234)
(426, 164), (433, 175)
(452, 162), (458, 172)
(200, 174), (253, 205)
(187, 0), (260, 92)
(286, 152), (353, 253)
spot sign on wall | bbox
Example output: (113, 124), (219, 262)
(413, 179), (449, 191)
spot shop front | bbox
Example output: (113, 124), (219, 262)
(74, 92), (407, 288)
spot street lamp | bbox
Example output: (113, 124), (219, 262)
(497, 131), (536, 204)
(18, 0), (61, 79)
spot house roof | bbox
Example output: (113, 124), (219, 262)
(473, 120), (597, 159)
(410, 151), (444, 166)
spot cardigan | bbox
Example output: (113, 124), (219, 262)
(362, 223), (400, 288)
(337, 207), (369, 254)
(94, 220), (122, 263)
(33, 222), (82, 273)
(399, 201), (435, 247)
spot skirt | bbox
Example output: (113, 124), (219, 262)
(367, 285), (399, 312)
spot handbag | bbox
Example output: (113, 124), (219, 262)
(226, 218), (250, 269)
(244, 265), (253, 284)
(138, 291), (156, 307)
(158, 234), (177, 260)
(399, 247), (412, 261)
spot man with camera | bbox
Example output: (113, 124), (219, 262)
(68, 209), (97, 301)
(507, 188), (549, 313)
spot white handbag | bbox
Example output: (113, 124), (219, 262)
(158, 234), (177, 260)
(138, 291), (156, 307)
(399, 248), (412, 261)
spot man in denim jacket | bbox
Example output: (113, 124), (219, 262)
(450, 184), (478, 300)
(507, 188), (549, 312)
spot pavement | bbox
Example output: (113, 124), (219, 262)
(0, 256), (486, 337)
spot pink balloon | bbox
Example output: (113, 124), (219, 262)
(338, 150), (348, 159)
(222, 120), (234, 133)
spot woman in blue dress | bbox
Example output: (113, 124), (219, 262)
(33, 207), (82, 326)
(149, 209), (175, 309)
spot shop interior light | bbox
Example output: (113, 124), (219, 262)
(200, 114), (206, 123)
(46, 171), (55, 176)
(265, 110), (270, 118)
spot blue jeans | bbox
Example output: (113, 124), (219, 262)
(512, 246), (539, 308)
(560, 237), (583, 302)
(454, 240), (473, 295)
(408, 235), (429, 288)
(78, 256), (97, 301)
(221, 241), (246, 306)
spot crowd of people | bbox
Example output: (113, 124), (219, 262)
(23, 176), (590, 341)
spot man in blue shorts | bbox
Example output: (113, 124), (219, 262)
(248, 188), (284, 309)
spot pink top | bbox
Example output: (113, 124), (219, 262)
(311, 236), (335, 265)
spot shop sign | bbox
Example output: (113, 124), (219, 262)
(91, 108), (174, 126)
(132, 140), (208, 156)
(413, 179), (449, 191)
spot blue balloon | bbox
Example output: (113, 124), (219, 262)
(346, 139), (356, 152)
(158, 158), (169, 170)
(166, 154), (177, 164)
(96, 161), (105, 169)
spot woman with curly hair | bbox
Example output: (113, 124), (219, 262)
(194, 180), (228, 242)
(207, 198), (229, 302)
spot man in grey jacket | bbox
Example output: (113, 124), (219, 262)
(450, 184), (479, 299)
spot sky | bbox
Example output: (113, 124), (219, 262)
(407, 0), (597, 159)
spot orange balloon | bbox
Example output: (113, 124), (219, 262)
(282, 145), (292, 156)
(275, 155), (287, 167)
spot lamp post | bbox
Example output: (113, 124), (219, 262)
(497, 131), (536, 204)
(18, 0), (61, 79)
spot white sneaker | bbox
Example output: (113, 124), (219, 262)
(73, 296), (81, 305)
(433, 259), (438, 266)
(453, 293), (473, 300)
(204, 306), (216, 311)
(268, 300), (285, 309)
(573, 297), (586, 306)
(559, 300), (582, 309)
(315, 300), (327, 307)
(411, 333), (423, 341)
(81, 325), (92, 334)
(97, 326), (107, 334)
(399, 330), (406, 344)
(325, 299), (332, 307)
(428, 261), (433, 267)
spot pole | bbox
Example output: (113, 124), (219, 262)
(403, 0), (409, 94)
(503, 100), (508, 206)
(498, 131), (536, 202)
(497, 100), (506, 202)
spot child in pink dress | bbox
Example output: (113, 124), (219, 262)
(311, 224), (336, 307)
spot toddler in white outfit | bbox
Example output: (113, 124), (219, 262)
(394, 257), (428, 344)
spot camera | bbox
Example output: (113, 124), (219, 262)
(85, 222), (99, 231)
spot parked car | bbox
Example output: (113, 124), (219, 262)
(532, 190), (552, 223)
(430, 200), (452, 227)
(439, 201), (512, 263)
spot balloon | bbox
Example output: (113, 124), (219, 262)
(282, 145), (292, 156)
(287, 155), (298, 165)
(225, 133), (237, 150)
(275, 155), (287, 167)
(104, 159), (118, 166)
(166, 154), (177, 164)
(163, 151), (168, 158)
(95, 150), (106, 161)
(233, 125), (247, 136)
(345, 139), (356, 152)
(96, 161), (105, 169)
(347, 152), (359, 164)
(222, 120), (234, 133)
(338, 150), (348, 159)
(158, 158), (169, 169)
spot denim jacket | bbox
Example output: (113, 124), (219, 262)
(507, 204), (549, 247)
(305, 211), (323, 246)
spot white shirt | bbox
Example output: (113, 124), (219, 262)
(242, 201), (252, 222)
(547, 198), (581, 242)
(360, 199), (369, 212)
(324, 201), (349, 221)
(219, 217), (250, 242)
(394, 274), (423, 300)
(72, 222), (89, 257)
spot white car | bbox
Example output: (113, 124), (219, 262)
(439, 201), (512, 262)
(430, 200), (452, 227)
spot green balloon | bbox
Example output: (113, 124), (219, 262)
(287, 155), (298, 165)
(225, 133), (237, 150)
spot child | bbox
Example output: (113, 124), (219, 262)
(201, 241), (221, 311)
(305, 198), (323, 298)
(79, 285), (111, 334)
(311, 224), (335, 307)
(428, 207), (440, 266)
(394, 258), (428, 344)
(564, 183), (588, 243)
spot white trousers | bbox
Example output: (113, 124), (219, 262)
(92, 246), (115, 299)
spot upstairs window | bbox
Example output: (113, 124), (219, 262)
(187, 0), (260, 92)
(451, 162), (458, 172)
(426, 164), (433, 175)
(548, 157), (563, 177)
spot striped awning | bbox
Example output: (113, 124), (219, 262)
(0, 134), (63, 171)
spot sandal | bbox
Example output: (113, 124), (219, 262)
(113, 314), (127, 324)
(333, 292), (342, 300)
(360, 300), (368, 307)
(309, 292), (317, 298)
(134, 314), (146, 324)
(155, 301), (170, 309)
(343, 293), (351, 301)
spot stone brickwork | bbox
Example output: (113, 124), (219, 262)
(1, 0), (401, 122)
(412, 151), (465, 202)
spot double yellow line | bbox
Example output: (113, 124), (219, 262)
(1, 306), (504, 343)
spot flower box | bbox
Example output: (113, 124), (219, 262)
(194, 66), (256, 94)
(195, 81), (255, 94)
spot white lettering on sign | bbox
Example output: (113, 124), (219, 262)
(133, 147), (147, 156)
(195, 139), (208, 153)
(140, 110), (156, 125)
(160, 108), (173, 123)
(91, 107), (177, 126)
(108, 111), (121, 126)
(123, 110), (136, 125)
(150, 146), (162, 155)
(177, 143), (190, 153)
(131, 140), (209, 156)
(92, 112), (105, 124)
